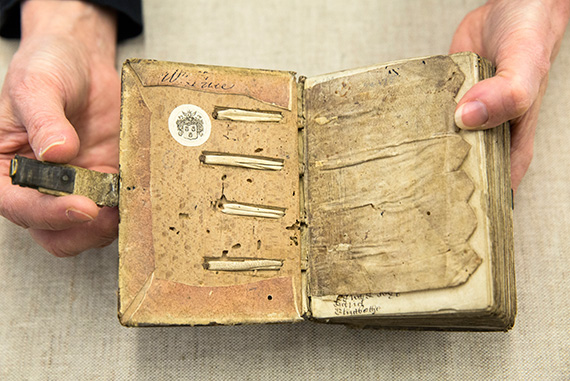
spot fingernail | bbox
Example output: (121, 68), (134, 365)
(66, 208), (94, 223)
(455, 100), (489, 129)
(39, 135), (66, 160)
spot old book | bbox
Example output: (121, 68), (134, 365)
(10, 52), (515, 330)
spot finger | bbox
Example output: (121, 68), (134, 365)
(29, 207), (119, 257)
(8, 76), (80, 163)
(0, 174), (100, 231)
(510, 78), (548, 193)
(510, 116), (536, 194)
(454, 40), (550, 130)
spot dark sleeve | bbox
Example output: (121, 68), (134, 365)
(0, 0), (143, 41)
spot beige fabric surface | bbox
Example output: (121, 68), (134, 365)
(1, 0), (569, 379)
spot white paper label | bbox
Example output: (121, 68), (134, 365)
(168, 104), (211, 146)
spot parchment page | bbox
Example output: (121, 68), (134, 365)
(305, 54), (493, 318)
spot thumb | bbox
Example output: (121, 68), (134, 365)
(10, 80), (80, 163)
(454, 53), (549, 130)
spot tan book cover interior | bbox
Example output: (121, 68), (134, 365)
(117, 53), (514, 328)
(118, 60), (303, 326)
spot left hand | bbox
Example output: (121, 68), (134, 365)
(450, 0), (570, 193)
(0, 1), (120, 257)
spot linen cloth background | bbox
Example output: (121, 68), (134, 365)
(1, 0), (569, 379)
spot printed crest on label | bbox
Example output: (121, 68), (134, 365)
(168, 104), (211, 146)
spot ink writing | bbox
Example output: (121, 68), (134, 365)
(160, 69), (236, 90)
(333, 293), (399, 316)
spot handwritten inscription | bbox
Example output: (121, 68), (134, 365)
(333, 293), (399, 316)
(160, 69), (236, 90)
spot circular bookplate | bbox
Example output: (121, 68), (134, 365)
(168, 104), (211, 147)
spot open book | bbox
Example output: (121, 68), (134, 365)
(10, 53), (515, 330)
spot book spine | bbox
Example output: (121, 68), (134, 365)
(297, 75), (311, 317)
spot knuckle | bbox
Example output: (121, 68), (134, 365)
(48, 245), (77, 258)
(94, 222), (119, 249)
(7, 72), (63, 129)
(9, 215), (32, 230)
(0, 197), (31, 230)
(0, 192), (64, 231)
(505, 78), (533, 117)
(27, 110), (61, 134)
(533, 54), (551, 81)
(521, 146), (534, 169)
(97, 232), (118, 249)
(40, 236), (77, 257)
(8, 73), (42, 103)
(0, 98), (12, 121)
(512, 144), (534, 172)
(38, 216), (62, 231)
(30, 230), (79, 257)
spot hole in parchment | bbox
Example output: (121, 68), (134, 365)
(267, 295), (273, 301)
(232, 243), (241, 249)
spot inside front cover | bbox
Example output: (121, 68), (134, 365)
(304, 54), (493, 319)
(118, 60), (302, 325)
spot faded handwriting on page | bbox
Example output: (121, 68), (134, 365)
(306, 56), (482, 296)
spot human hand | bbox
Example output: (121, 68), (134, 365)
(450, 0), (570, 192)
(0, 1), (120, 256)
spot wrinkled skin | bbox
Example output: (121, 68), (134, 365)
(451, 0), (570, 192)
(0, 1), (119, 256)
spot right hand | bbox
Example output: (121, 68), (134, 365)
(0, 1), (120, 257)
(451, 0), (570, 193)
